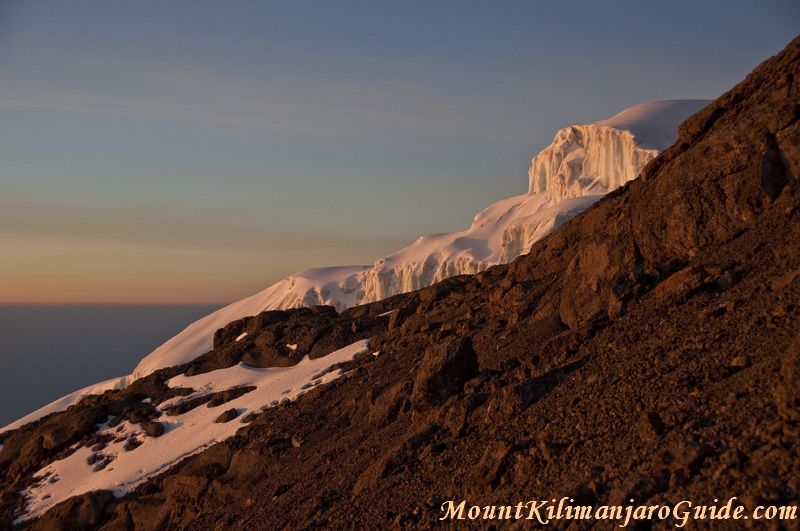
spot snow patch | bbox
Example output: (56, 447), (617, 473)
(17, 340), (371, 521)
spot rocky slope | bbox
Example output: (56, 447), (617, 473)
(0, 36), (798, 530)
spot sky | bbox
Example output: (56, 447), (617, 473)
(1, 1), (797, 304)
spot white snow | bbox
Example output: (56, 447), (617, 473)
(592, 99), (709, 150)
(17, 339), (371, 522)
(1, 99), (710, 434)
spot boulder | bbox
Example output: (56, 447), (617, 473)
(411, 337), (479, 410)
(215, 409), (240, 423)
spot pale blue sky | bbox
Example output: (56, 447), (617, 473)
(1, 0), (797, 302)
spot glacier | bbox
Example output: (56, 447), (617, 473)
(1, 99), (709, 433)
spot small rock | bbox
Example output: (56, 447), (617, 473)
(771, 267), (800, 291)
(368, 381), (409, 427)
(652, 266), (709, 301)
(714, 271), (735, 291)
(468, 441), (512, 491)
(442, 401), (468, 437)
(142, 421), (165, 438)
(710, 301), (735, 317)
(729, 355), (750, 370)
(388, 310), (404, 331)
(637, 411), (665, 443)
(536, 437), (561, 462)
(215, 408), (240, 423)
(657, 439), (711, 485)
(241, 412), (260, 423)
(124, 438), (142, 452)
(411, 336), (479, 410)
(773, 338), (800, 421)
(291, 434), (304, 448)
(273, 484), (290, 498)
(41, 426), (69, 450)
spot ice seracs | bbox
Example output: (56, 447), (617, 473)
(1, 99), (710, 433)
(529, 100), (709, 202)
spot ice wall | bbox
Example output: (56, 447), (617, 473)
(528, 125), (658, 202)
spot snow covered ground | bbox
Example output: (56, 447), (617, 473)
(1, 99), (709, 434)
(17, 340), (371, 521)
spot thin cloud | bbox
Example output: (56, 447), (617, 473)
(0, 50), (520, 142)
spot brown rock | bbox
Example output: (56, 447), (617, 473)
(215, 409), (240, 423)
(652, 265), (709, 301)
(411, 337), (479, 410)
(774, 337), (800, 421)
(637, 411), (665, 443)
(141, 421), (164, 438)
(468, 441), (512, 491)
(40, 426), (69, 450)
(124, 437), (142, 452)
(242, 345), (295, 368)
(28, 490), (114, 530)
(368, 381), (409, 427)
